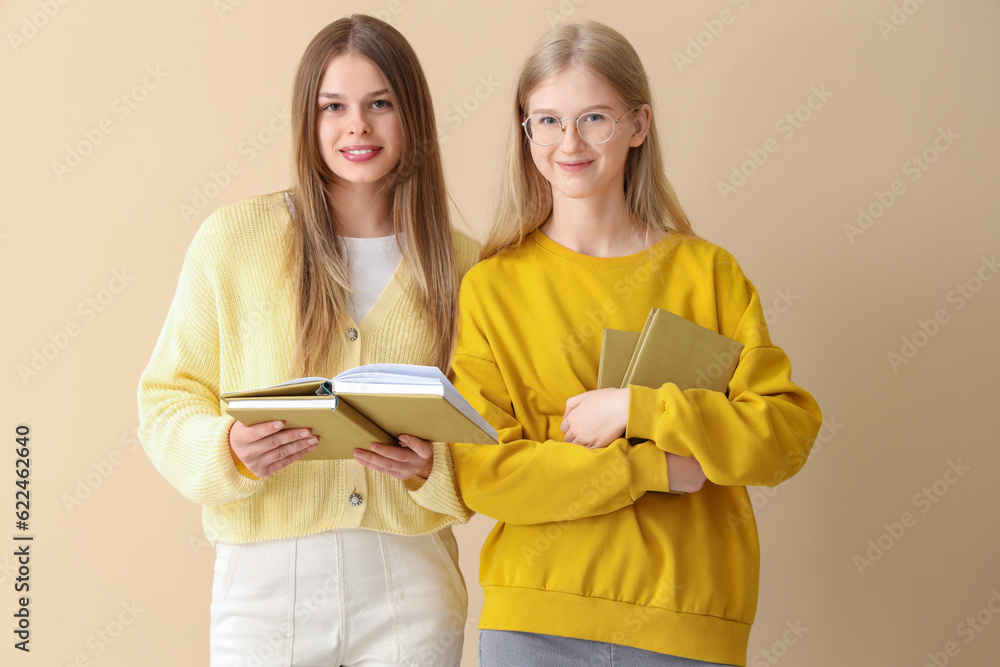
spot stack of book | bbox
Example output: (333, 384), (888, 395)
(598, 307), (744, 393)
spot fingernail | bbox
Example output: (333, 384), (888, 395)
(300, 430), (310, 438)
(273, 421), (284, 430)
(307, 438), (318, 445)
(398, 434), (409, 444)
(370, 443), (380, 451)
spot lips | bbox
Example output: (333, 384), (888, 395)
(557, 159), (594, 172)
(340, 145), (382, 162)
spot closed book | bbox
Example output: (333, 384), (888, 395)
(597, 308), (743, 495)
(600, 308), (744, 393)
(220, 364), (498, 461)
(597, 329), (641, 389)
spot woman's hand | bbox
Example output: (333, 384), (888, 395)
(229, 420), (318, 478)
(561, 388), (630, 449)
(666, 453), (707, 493)
(353, 434), (434, 480)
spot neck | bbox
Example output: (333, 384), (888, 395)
(326, 178), (394, 238)
(541, 188), (660, 257)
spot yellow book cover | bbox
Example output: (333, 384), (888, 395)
(600, 308), (744, 394)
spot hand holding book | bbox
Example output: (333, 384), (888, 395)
(559, 307), (742, 493)
(228, 419), (318, 478)
(561, 388), (629, 449)
(558, 388), (707, 493)
(353, 434), (433, 480)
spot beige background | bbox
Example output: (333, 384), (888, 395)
(2, 0), (998, 665)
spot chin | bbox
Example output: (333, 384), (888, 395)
(553, 183), (603, 200)
(332, 170), (392, 186)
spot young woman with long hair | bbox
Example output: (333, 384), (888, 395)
(443, 21), (821, 666)
(138, 15), (474, 666)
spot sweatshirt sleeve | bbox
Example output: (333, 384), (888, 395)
(137, 221), (264, 505)
(626, 260), (822, 488)
(449, 280), (672, 527)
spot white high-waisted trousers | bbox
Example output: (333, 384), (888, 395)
(210, 527), (468, 667)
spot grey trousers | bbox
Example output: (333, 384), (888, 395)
(478, 630), (734, 667)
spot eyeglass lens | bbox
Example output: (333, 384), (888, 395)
(525, 113), (616, 145)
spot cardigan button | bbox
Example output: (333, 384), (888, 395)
(347, 327), (358, 341)
(348, 492), (363, 506)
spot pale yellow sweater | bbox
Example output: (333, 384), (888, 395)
(138, 192), (478, 544)
(450, 230), (822, 666)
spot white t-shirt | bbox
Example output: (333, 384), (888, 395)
(284, 192), (402, 323)
(341, 234), (402, 322)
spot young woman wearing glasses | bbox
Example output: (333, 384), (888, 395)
(441, 21), (821, 666)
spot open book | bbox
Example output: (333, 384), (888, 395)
(221, 364), (498, 461)
(598, 308), (745, 393)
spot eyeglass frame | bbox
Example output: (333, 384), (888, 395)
(520, 108), (640, 146)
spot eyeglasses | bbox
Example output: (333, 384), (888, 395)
(521, 109), (637, 146)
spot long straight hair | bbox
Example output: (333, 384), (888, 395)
(483, 21), (694, 260)
(286, 15), (458, 375)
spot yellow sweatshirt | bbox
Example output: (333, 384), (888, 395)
(450, 230), (821, 666)
(137, 192), (478, 544)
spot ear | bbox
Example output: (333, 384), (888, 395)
(628, 103), (653, 148)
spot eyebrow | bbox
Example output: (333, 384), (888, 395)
(318, 88), (391, 100)
(529, 103), (615, 116)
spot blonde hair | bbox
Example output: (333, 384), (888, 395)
(286, 15), (459, 375)
(483, 21), (694, 260)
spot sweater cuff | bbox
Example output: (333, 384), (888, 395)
(231, 452), (261, 480)
(627, 384), (696, 458)
(626, 442), (671, 500)
(405, 442), (472, 521)
(215, 414), (264, 499)
(220, 415), (260, 480)
(626, 384), (664, 441)
(220, 417), (260, 480)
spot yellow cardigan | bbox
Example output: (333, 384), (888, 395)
(137, 192), (478, 544)
(450, 230), (822, 666)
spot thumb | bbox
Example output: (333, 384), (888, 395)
(399, 434), (433, 459)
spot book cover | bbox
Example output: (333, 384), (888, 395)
(597, 329), (641, 389)
(222, 395), (393, 460)
(600, 308), (745, 393)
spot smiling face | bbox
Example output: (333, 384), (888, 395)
(524, 66), (648, 206)
(315, 53), (403, 188)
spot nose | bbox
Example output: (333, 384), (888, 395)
(560, 120), (586, 152)
(345, 110), (371, 136)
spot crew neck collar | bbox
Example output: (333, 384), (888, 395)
(530, 228), (674, 268)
